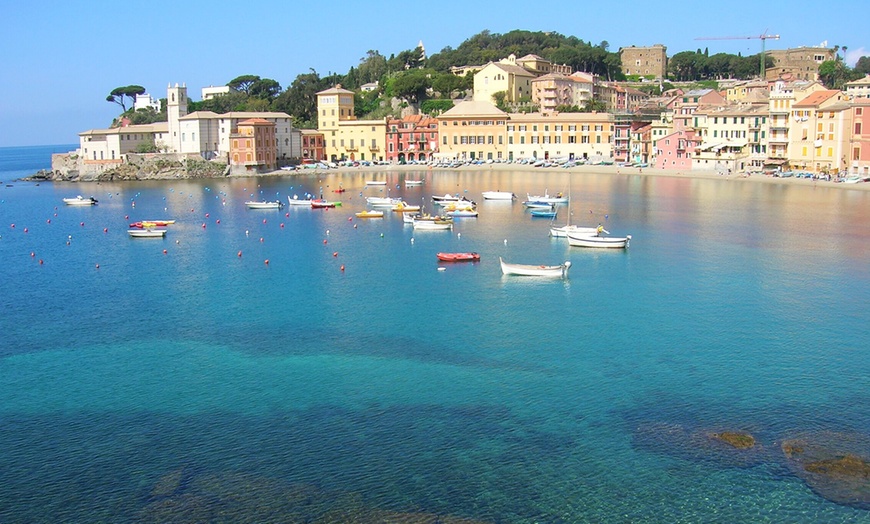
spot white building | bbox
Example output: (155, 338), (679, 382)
(134, 93), (161, 112)
(201, 85), (233, 100)
(79, 123), (170, 162)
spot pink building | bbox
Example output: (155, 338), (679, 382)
(850, 99), (870, 176)
(672, 89), (727, 132)
(654, 129), (701, 170)
(386, 115), (438, 163)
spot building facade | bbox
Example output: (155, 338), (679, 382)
(506, 112), (614, 162)
(386, 115), (438, 163)
(473, 57), (536, 104)
(766, 46), (836, 81)
(230, 118), (277, 173)
(849, 99), (870, 175)
(654, 129), (701, 171)
(619, 45), (668, 79)
(789, 90), (852, 173)
(436, 101), (507, 161)
(300, 130), (325, 162)
(79, 123), (170, 164)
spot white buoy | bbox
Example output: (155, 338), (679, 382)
(457, 233), (461, 239)
(437, 267), (446, 272)
(504, 239), (508, 245)
(410, 237), (415, 244)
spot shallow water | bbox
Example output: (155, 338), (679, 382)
(1, 160), (869, 522)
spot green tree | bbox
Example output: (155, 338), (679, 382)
(106, 85), (146, 112)
(227, 75), (261, 95)
(358, 50), (388, 85)
(271, 69), (326, 128)
(249, 78), (282, 100)
(420, 99), (454, 115)
(854, 56), (870, 76)
(818, 60), (861, 89)
(491, 91), (508, 111)
(391, 69), (431, 103)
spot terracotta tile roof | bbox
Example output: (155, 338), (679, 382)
(793, 90), (842, 108)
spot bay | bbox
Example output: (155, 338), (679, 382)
(1, 146), (869, 522)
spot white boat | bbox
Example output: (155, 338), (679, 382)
(431, 193), (462, 202)
(366, 196), (402, 207)
(446, 208), (479, 217)
(550, 224), (600, 238)
(523, 201), (554, 209)
(287, 195), (313, 206)
(128, 228), (167, 238)
(405, 179), (424, 186)
(392, 201), (421, 212)
(366, 180), (387, 185)
(527, 191), (568, 204)
(499, 257), (571, 278)
(433, 196), (476, 207)
(567, 230), (631, 249)
(63, 195), (98, 206)
(482, 191), (516, 200)
(413, 216), (453, 230)
(246, 200), (284, 209)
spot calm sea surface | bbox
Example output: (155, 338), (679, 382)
(1, 145), (870, 522)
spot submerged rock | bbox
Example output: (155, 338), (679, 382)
(633, 422), (766, 468)
(780, 431), (870, 510)
(710, 431), (756, 449)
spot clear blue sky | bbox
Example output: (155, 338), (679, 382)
(2, 0), (867, 147)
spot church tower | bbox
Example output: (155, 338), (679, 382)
(167, 83), (188, 153)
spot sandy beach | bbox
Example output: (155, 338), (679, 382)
(257, 162), (870, 192)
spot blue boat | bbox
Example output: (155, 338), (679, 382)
(530, 208), (557, 218)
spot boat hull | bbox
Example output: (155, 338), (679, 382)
(550, 225), (599, 238)
(499, 257), (571, 277)
(482, 191), (515, 200)
(128, 229), (167, 238)
(245, 201), (284, 209)
(566, 233), (631, 248)
(437, 252), (480, 262)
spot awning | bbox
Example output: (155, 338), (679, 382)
(764, 159), (787, 165)
(698, 143), (722, 152)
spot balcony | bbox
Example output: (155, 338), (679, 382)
(369, 146), (380, 152)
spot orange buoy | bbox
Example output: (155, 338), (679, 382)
(340, 265), (345, 271)
(237, 251), (242, 257)
(38, 259), (44, 265)
(285, 212), (289, 217)
(323, 239), (327, 244)
(333, 252), (338, 257)
(348, 217), (352, 221)
(163, 249), (168, 254)
(264, 259), (270, 265)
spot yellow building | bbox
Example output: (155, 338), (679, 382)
(767, 80), (826, 163)
(436, 101), (507, 161)
(473, 55), (536, 105)
(692, 104), (769, 173)
(789, 90), (852, 173)
(506, 112), (614, 162)
(316, 85), (386, 162)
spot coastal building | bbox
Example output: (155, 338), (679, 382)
(436, 101), (507, 161)
(766, 46), (836, 81)
(505, 111), (614, 162)
(724, 80), (770, 103)
(514, 54), (572, 76)
(229, 118), (277, 173)
(845, 75), (870, 98)
(672, 89), (727, 132)
(133, 93), (161, 112)
(692, 104), (769, 173)
(386, 115), (438, 163)
(360, 82), (379, 93)
(630, 122), (653, 164)
(316, 85), (386, 162)
(766, 80), (827, 167)
(473, 55), (536, 105)
(569, 72), (595, 107)
(531, 73), (578, 113)
(848, 99), (870, 175)
(78, 123), (170, 164)
(653, 128), (702, 171)
(789, 89), (852, 173)
(201, 85), (233, 100)
(300, 130), (325, 162)
(612, 117), (632, 163)
(619, 45), (668, 79)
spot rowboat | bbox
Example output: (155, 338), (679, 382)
(446, 208), (479, 217)
(246, 200), (284, 209)
(367, 196), (402, 207)
(287, 195), (313, 206)
(311, 199), (340, 208)
(526, 191), (568, 204)
(63, 195), (98, 206)
(437, 252), (480, 262)
(550, 225), (600, 238)
(482, 191), (516, 200)
(355, 210), (384, 218)
(566, 230), (631, 249)
(523, 201), (555, 209)
(499, 257), (571, 278)
(128, 228), (167, 238)
(530, 208), (557, 218)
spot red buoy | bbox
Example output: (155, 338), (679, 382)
(333, 252), (338, 257)
(163, 249), (168, 254)
(340, 265), (345, 271)
(238, 251), (242, 257)
(264, 259), (270, 265)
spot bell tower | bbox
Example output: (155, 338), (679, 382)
(167, 83), (188, 153)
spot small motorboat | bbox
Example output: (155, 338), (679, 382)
(287, 195), (313, 206)
(246, 200), (284, 209)
(405, 179), (424, 186)
(482, 191), (515, 200)
(437, 252), (480, 262)
(445, 208), (479, 218)
(530, 208), (557, 218)
(63, 195), (98, 206)
(365, 180), (387, 186)
(392, 202), (421, 213)
(550, 225), (599, 238)
(355, 210), (384, 218)
(523, 201), (554, 209)
(129, 220), (176, 229)
(128, 228), (167, 238)
(333, 187), (347, 193)
(499, 257), (571, 278)
(526, 191), (568, 204)
(412, 216), (453, 230)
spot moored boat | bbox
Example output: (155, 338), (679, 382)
(482, 191), (516, 200)
(63, 195), (98, 206)
(392, 201), (421, 212)
(566, 229), (631, 249)
(365, 180), (387, 186)
(287, 195), (313, 206)
(526, 191), (568, 204)
(437, 252), (480, 262)
(550, 224), (599, 238)
(367, 196), (402, 207)
(355, 210), (384, 218)
(128, 228), (167, 238)
(413, 216), (453, 230)
(530, 208), (557, 218)
(405, 179), (424, 186)
(311, 199), (340, 208)
(499, 257), (571, 277)
(445, 208), (479, 217)
(246, 200), (284, 209)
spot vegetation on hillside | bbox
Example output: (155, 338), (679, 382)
(107, 30), (870, 129)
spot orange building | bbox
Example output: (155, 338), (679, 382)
(230, 118), (277, 173)
(301, 130), (325, 162)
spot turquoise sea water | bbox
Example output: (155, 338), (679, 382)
(1, 146), (870, 522)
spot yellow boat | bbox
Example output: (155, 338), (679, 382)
(355, 210), (384, 218)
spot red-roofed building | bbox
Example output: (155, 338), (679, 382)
(789, 90), (851, 173)
(386, 115), (438, 163)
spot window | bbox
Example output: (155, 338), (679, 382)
(857, 122), (863, 135)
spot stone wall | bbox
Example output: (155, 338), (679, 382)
(37, 153), (230, 182)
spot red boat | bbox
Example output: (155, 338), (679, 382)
(437, 252), (480, 262)
(333, 188), (346, 193)
(311, 199), (340, 208)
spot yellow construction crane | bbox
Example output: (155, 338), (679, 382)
(695, 33), (781, 78)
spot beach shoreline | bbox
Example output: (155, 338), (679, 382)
(254, 162), (870, 192)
